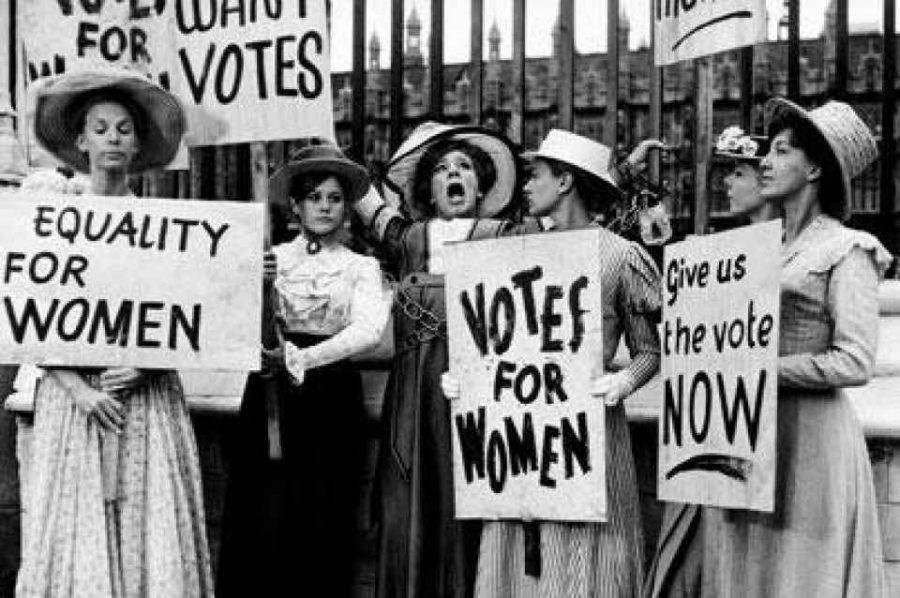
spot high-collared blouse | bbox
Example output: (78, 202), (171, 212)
(271, 235), (391, 369)
(778, 214), (892, 389)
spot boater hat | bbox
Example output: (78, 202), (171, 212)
(32, 67), (185, 174)
(384, 122), (518, 220)
(268, 142), (370, 205)
(522, 129), (621, 203)
(764, 98), (878, 220)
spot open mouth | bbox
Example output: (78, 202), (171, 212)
(446, 182), (466, 198)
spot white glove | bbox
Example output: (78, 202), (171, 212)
(590, 372), (632, 407)
(284, 341), (306, 386)
(440, 371), (460, 400)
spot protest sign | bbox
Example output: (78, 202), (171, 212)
(658, 220), (780, 511)
(0, 191), (263, 371)
(20, 0), (334, 146)
(444, 230), (605, 522)
(654, 0), (767, 66)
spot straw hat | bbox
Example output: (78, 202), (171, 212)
(384, 122), (518, 220)
(714, 125), (769, 162)
(522, 129), (620, 201)
(269, 141), (370, 208)
(32, 68), (185, 174)
(764, 98), (878, 220)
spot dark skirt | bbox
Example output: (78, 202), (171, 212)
(218, 345), (366, 598)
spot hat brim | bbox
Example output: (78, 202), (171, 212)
(33, 70), (185, 174)
(521, 150), (622, 212)
(764, 97), (851, 220)
(385, 125), (519, 220)
(268, 156), (370, 211)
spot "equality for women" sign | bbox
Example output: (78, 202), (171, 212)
(20, 0), (334, 146)
(654, 0), (767, 66)
(658, 220), (780, 511)
(0, 192), (263, 371)
(444, 230), (605, 522)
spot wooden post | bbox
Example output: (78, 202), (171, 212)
(430, 0), (444, 121)
(740, 46), (753, 131)
(833, 0), (848, 100)
(693, 58), (713, 235)
(558, 0), (575, 131)
(649, 0), (662, 184)
(509, 0), (526, 145)
(390, 0), (404, 152)
(604, 0), (619, 149)
(882, 0), (897, 252)
(351, 0), (366, 162)
(470, 0), (484, 125)
(787, 0), (800, 100)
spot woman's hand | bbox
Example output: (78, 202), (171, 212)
(625, 139), (670, 173)
(98, 368), (147, 396)
(73, 386), (126, 433)
(591, 372), (632, 407)
(263, 251), (277, 284)
(441, 371), (461, 400)
(284, 341), (306, 386)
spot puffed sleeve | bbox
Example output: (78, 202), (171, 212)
(618, 243), (663, 396)
(778, 244), (887, 389)
(298, 255), (391, 370)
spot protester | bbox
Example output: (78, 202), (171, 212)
(643, 124), (773, 598)
(217, 142), (390, 597)
(701, 99), (890, 597)
(442, 129), (662, 597)
(15, 68), (213, 597)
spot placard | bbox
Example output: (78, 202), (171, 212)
(0, 191), (263, 371)
(658, 220), (781, 511)
(444, 230), (605, 521)
(20, 0), (334, 146)
(654, 0), (767, 66)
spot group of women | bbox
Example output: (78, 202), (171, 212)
(10, 66), (891, 598)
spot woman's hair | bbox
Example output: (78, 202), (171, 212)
(541, 156), (621, 211)
(289, 172), (350, 206)
(412, 138), (497, 215)
(70, 89), (146, 140)
(768, 111), (845, 219)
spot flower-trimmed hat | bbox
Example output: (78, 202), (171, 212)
(384, 122), (519, 220)
(714, 125), (769, 162)
(764, 98), (878, 220)
(268, 140), (370, 207)
(32, 67), (185, 174)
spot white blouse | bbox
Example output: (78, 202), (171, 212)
(271, 235), (391, 370)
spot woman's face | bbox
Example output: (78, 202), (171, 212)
(430, 149), (481, 219)
(296, 175), (346, 236)
(76, 101), (138, 173)
(724, 161), (765, 217)
(759, 128), (818, 202)
(523, 159), (564, 217)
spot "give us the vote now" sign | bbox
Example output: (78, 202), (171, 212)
(444, 230), (605, 522)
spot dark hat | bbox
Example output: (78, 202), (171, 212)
(32, 67), (185, 174)
(268, 142), (370, 207)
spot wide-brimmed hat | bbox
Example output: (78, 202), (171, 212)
(32, 68), (185, 174)
(269, 142), (370, 209)
(764, 98), (878, 220)
(384, 122), (518, 220)
(522, 129), (620, 202)
(714, 125), (769, 162)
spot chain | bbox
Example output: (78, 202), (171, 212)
(394, 284), (446, 344)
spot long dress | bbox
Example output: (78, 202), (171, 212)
(474, 226), (661, 598)
(217, 234), (389, 598)
(701, 215), (890, 598)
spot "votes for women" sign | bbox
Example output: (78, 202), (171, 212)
(20, 0), (334, 146)
(444, 230), (606, 522)
(0, 192), (263, 371)
(654, 0), (767, 66)
(658, 220), (780, 511)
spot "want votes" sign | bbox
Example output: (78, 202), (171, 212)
(444, 230), (605, 522)
(658, 220), (781, 511)
(654, 0), (767, 66)
(0, 192), (263, 371)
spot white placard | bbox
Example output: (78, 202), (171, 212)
(0, 191), (263, 371)
(658, 220), (781, 511)
(654, 0), (767, 66)
(444, 230), (605, 522)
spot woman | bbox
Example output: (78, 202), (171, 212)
(354, 122), (529, 598)
(16, 69), (213, 597)
(701, 99), (890, 597)
(217, 142), (390, 597)
(644, 125), (774, 598)
(443, 129), (662, 597)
